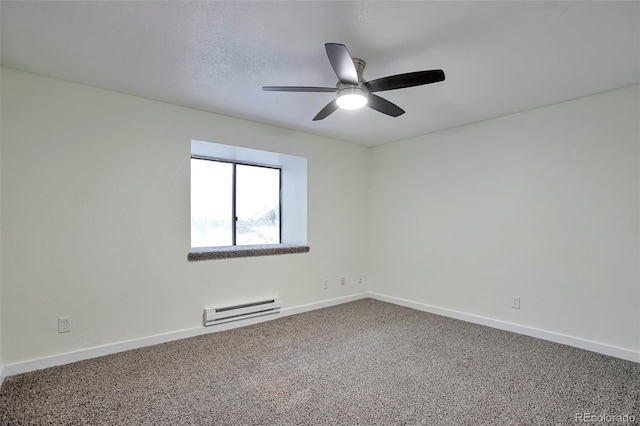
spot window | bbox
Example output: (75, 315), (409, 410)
(188, 140), (309, 261)
(191, 157), (281, 248)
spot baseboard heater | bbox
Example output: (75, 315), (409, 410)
(204, 297), (281, 326)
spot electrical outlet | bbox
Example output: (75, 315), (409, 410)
(511, 296), (521, 309)
(58, 316), (71, 333)
(358, 275), (363, 284)
(340, 276), (346, 285)
(323, 278), (328, 289)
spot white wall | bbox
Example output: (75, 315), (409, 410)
(0, 68), (370, 365)
(369, 85), (640, 353)
(2, 66), (638, 369)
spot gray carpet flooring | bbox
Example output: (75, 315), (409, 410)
(1, 299), (638, 425)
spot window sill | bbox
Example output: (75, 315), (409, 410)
(188, 244), (310, 261)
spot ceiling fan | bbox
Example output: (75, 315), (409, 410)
(263, 43), (445, 121)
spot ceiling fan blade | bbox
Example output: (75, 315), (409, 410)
(325, 43), (359, 85)
(262, 86), (336, 93)
(365, 70), (445, 93)
(313, 99), (339, 121)
(367, 94), (405, 117)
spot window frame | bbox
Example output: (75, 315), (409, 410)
(191, 155), (283, 247)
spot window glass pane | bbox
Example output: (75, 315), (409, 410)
(190, 159), (233, 247)
(236, 164), (280, 245)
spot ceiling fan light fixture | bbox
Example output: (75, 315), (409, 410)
(336, 86), (368, 110)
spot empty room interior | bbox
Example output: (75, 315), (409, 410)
(0, 1), (639, 424)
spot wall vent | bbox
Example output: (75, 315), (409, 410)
(204, 297), (281, 326)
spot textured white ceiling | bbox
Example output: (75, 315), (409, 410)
(1, 1), (638, 146)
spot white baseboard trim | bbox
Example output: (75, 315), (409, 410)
(4, 293), (369, 377)
(368, 292), (640, 363)
(6, 290), (635, 377)
(0, 364), (5, 387)
(280, 293), (368, 317)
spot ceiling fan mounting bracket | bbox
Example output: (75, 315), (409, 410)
(352, 58), (367, 82)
